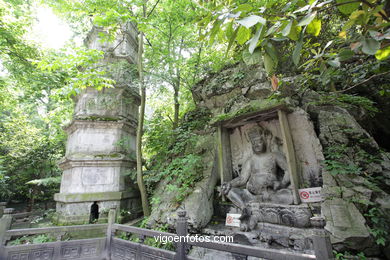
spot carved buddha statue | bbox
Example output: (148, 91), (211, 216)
(221, 126), (294, 230)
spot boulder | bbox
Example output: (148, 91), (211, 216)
(322, 198), (372, 251)
(148, 134), (218, 232)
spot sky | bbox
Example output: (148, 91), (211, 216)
(30, 7), (73, 49)
(1, 7), (70, 76)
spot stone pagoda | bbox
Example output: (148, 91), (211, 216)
(54, 23), (142, 224)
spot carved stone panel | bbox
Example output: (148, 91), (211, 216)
(111, 239), (137, 260)
(249, 203), (312, 228)
(8, 248), (54, 260)
(59, 166), (120, 193)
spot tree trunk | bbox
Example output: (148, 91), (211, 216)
(172, 37), (184, 130)
(173, 86), (179, 129)
(135, 2), (151, 217)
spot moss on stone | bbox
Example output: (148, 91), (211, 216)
(210, 98), (287, 125)
(78, 115), (120, 121)
(94, 153), (123, 159)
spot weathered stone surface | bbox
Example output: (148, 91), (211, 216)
(375, 191), (390, 217)
(183, 165), (218, 230)
(384, 244), (390, 260)
(192, 63), (270, 116)
(245, 82), (272, 100)
(64, 121), (136, 159)
(55, 198), (142, 225)
(0, 202), (6, 218)
(0, 213), (13, 239)
(54, 191), (139, 203)
(84, 23), (138, 64)
(249, 203), (313, 229)
(148, 135), (217, 231)
(322, 198), (371, 250)
(58, 160), (135, 193)
(73, 87), (140, 122)
(381, 153), (390, 187)
(317, 106), (379, 158)
(288, 108), (324, 187)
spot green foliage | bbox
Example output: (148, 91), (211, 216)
(144, 108), (210, 203)
(324, 159), (362, 176)
(26, 177), (61, 186)
(8, 234), (55, 245)
(198, 0), (389, 66)
(310, 93), (378, 116)
(0, 111), (67, 201)
(117, 217), (175, 251)
(36, 47), (116, 96)
(334, 250), (367, 260)
(365, 206), (389, 246)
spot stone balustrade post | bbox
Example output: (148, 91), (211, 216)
(175, 210), (188, 260)
(0, 208), (14, 245)
(312, 222), (334, 260)
(0, 202), (7, 218)
(106, 207), (117, 260)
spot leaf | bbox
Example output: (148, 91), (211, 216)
(271, 74), (279, 91)
(336, 0), (360, 15)
(307, 18), (321, 36)
(369, 30), (388, 41)
(297, 11), (317, 26)
(338, 49), (354, 61)
(350, 10), (368, 25)
(327, 58), (340, 67)
(266, 22), (281, 36)
(294, 5), (311, 13)
(292, 39), (303, 66)
(361, 38), (380, 55)
(209, 19), (223, 44)
(375, 46), (390, 60)
(339, 31), (347, 38)
(281, 20), (293, 36)
(226, 27), (239, 55)
(263, 53), (276, 74)
(235, 4), (253, 13)
(237, 26), (251, 45)
(237, 15), (266, 28)
(350, 41), (362, 51)
(225, 21), (234, 39)
(324, 40), (333, 50)
(247, 25), (264, 54)
(264, 41), (278, 61)
(287, 20), (302, 41)
(243, 48), (262, 65)
(227, 12), (241, 19)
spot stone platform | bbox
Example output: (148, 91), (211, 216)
(201, 220), (321, 253)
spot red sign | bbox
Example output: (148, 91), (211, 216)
(298, 187), (322, 203)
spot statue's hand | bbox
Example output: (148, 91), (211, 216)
(219, 182), (231, 196)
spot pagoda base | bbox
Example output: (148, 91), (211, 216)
(54, 191), (142, 225)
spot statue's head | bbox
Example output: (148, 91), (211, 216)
(248, 127), (268, 154)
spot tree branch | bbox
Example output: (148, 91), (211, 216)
(336, 71), (390, 93)
(147, 0), (161, 18)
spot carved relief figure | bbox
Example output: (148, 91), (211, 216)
(222, 126), (294, 228)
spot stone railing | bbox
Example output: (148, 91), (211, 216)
(0, 208), (334, 260)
